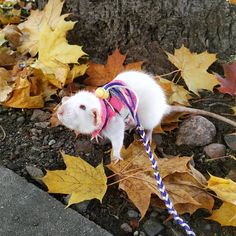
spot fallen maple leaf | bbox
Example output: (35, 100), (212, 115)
(207, 202), (236, 226)
(214, 63), (236, 96)
(0, 67), (12, 102)
(42, 153), (107, 207)
(0, 8), (21, 25)
(5, 77), (44, 108)
(156, 76), (192, 106)
(232, 107), (236, 115)
(0, 46), (17, 67)
(85, 48), (144, 87)
(228, 0), (236, 5)
(107, 141), (214, 218)
(18, 0), (69, 56)
(1, 24), (22, 47)
(166, 45), (219, 95)
(18, 0), (86, 88)
(153, 112), (188, 134)
(207, 174), (236, 205)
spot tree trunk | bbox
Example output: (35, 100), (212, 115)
(38, 0), (236, 74)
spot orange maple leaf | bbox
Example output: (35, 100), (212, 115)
(84, 48), (144, 87)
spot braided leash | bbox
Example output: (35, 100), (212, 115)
(96, 82), (196, 236)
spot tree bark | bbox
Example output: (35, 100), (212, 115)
(38, 0), (236, 74)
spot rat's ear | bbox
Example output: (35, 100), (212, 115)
(61, 96), (69, 103)
(91, 108), (100, 127)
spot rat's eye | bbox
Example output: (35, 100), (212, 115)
(79, 104), (86, 110)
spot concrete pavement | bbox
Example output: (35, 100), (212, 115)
(0, 166), (112, 236)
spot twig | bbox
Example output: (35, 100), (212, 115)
(0, 125), (6, 141)
(205, 155), (236, 162)
(171, 105), (236, 127)
(159, 69), (181, 78)
(107, 169), (153, 186)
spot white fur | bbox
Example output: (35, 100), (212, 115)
(114, 71), (170, 129)
(57, 91), (101, 134)
(57, 71), (170, 161)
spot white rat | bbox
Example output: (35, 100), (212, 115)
(57, 71), (236, 162)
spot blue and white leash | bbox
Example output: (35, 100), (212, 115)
(96, 81), (196, 236)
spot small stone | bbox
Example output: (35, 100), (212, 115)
(48, 139), (56, 146)
(153, 134), (162, 146)
(63, 196), (90, 213)
(35, 122), (50, 129)
(143, 219), (164, 236)
(31, 136), (39, 141)
(226, 170), (236, 182)
(74, 200), (90, 213)
(127, 209), (139, 218)
(203, 223), (211, 231)
(6, 162), (18, 171)
(43, 135), (49, 145)
(26, 166), (44, 181)
(176, 116), (216, 146)
(31, 109), (51, 122)
(150, 211), (158, 218)
(204, 143), (226, 158)
(16, 116), (25, 124)
(11, 113), (17, 119)
(75, 140), (93, 153)
(224, 133), (236, 151)
(120, 223), (132, 233)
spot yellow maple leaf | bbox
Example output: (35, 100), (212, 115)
(18, 0), (69, 56)
(156, 76), (192, 105)
(207, 202), (236, 226)
(166, 45), (219, 95)
(42, 153), (107, 207)
(4, 77), (44, 108)
(18, 0), (86, 88)
(207, 174), (236, 205)
(107, 141), (214, 218)
(232, 106), (236, 115)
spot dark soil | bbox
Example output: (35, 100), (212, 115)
(0, 90), (236, 236)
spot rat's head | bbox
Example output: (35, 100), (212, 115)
(57, 91), (101, 134)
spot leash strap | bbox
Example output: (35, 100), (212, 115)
(98, 81), (196, 236)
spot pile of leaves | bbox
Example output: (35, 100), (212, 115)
(1, 0), (236, 229)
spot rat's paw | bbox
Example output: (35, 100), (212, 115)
(111, 155), (123, 164)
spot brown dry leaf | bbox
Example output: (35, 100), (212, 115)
(49, 104), (61, 127)
(228, 0), (236, 5)
(0, 46), (17, 66)
(156, 76), (192, 106)
(153, 112), (188, 134)
(1, 24), (22, 47)
(42, 153), (107, 207)
(5, 77), (44, 108)
(32, 68), (58, 101)
(166, 45), (219, 95)
(0, 9), (21, 25)
(85, 48), (144, 87)
(107, 141), (214, 218)
(207, 202), (236, 226)
(0, 67), (12, 102)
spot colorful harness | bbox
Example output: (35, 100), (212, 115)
(94, 80), (195, 236)
(91, 80), (137, 138)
